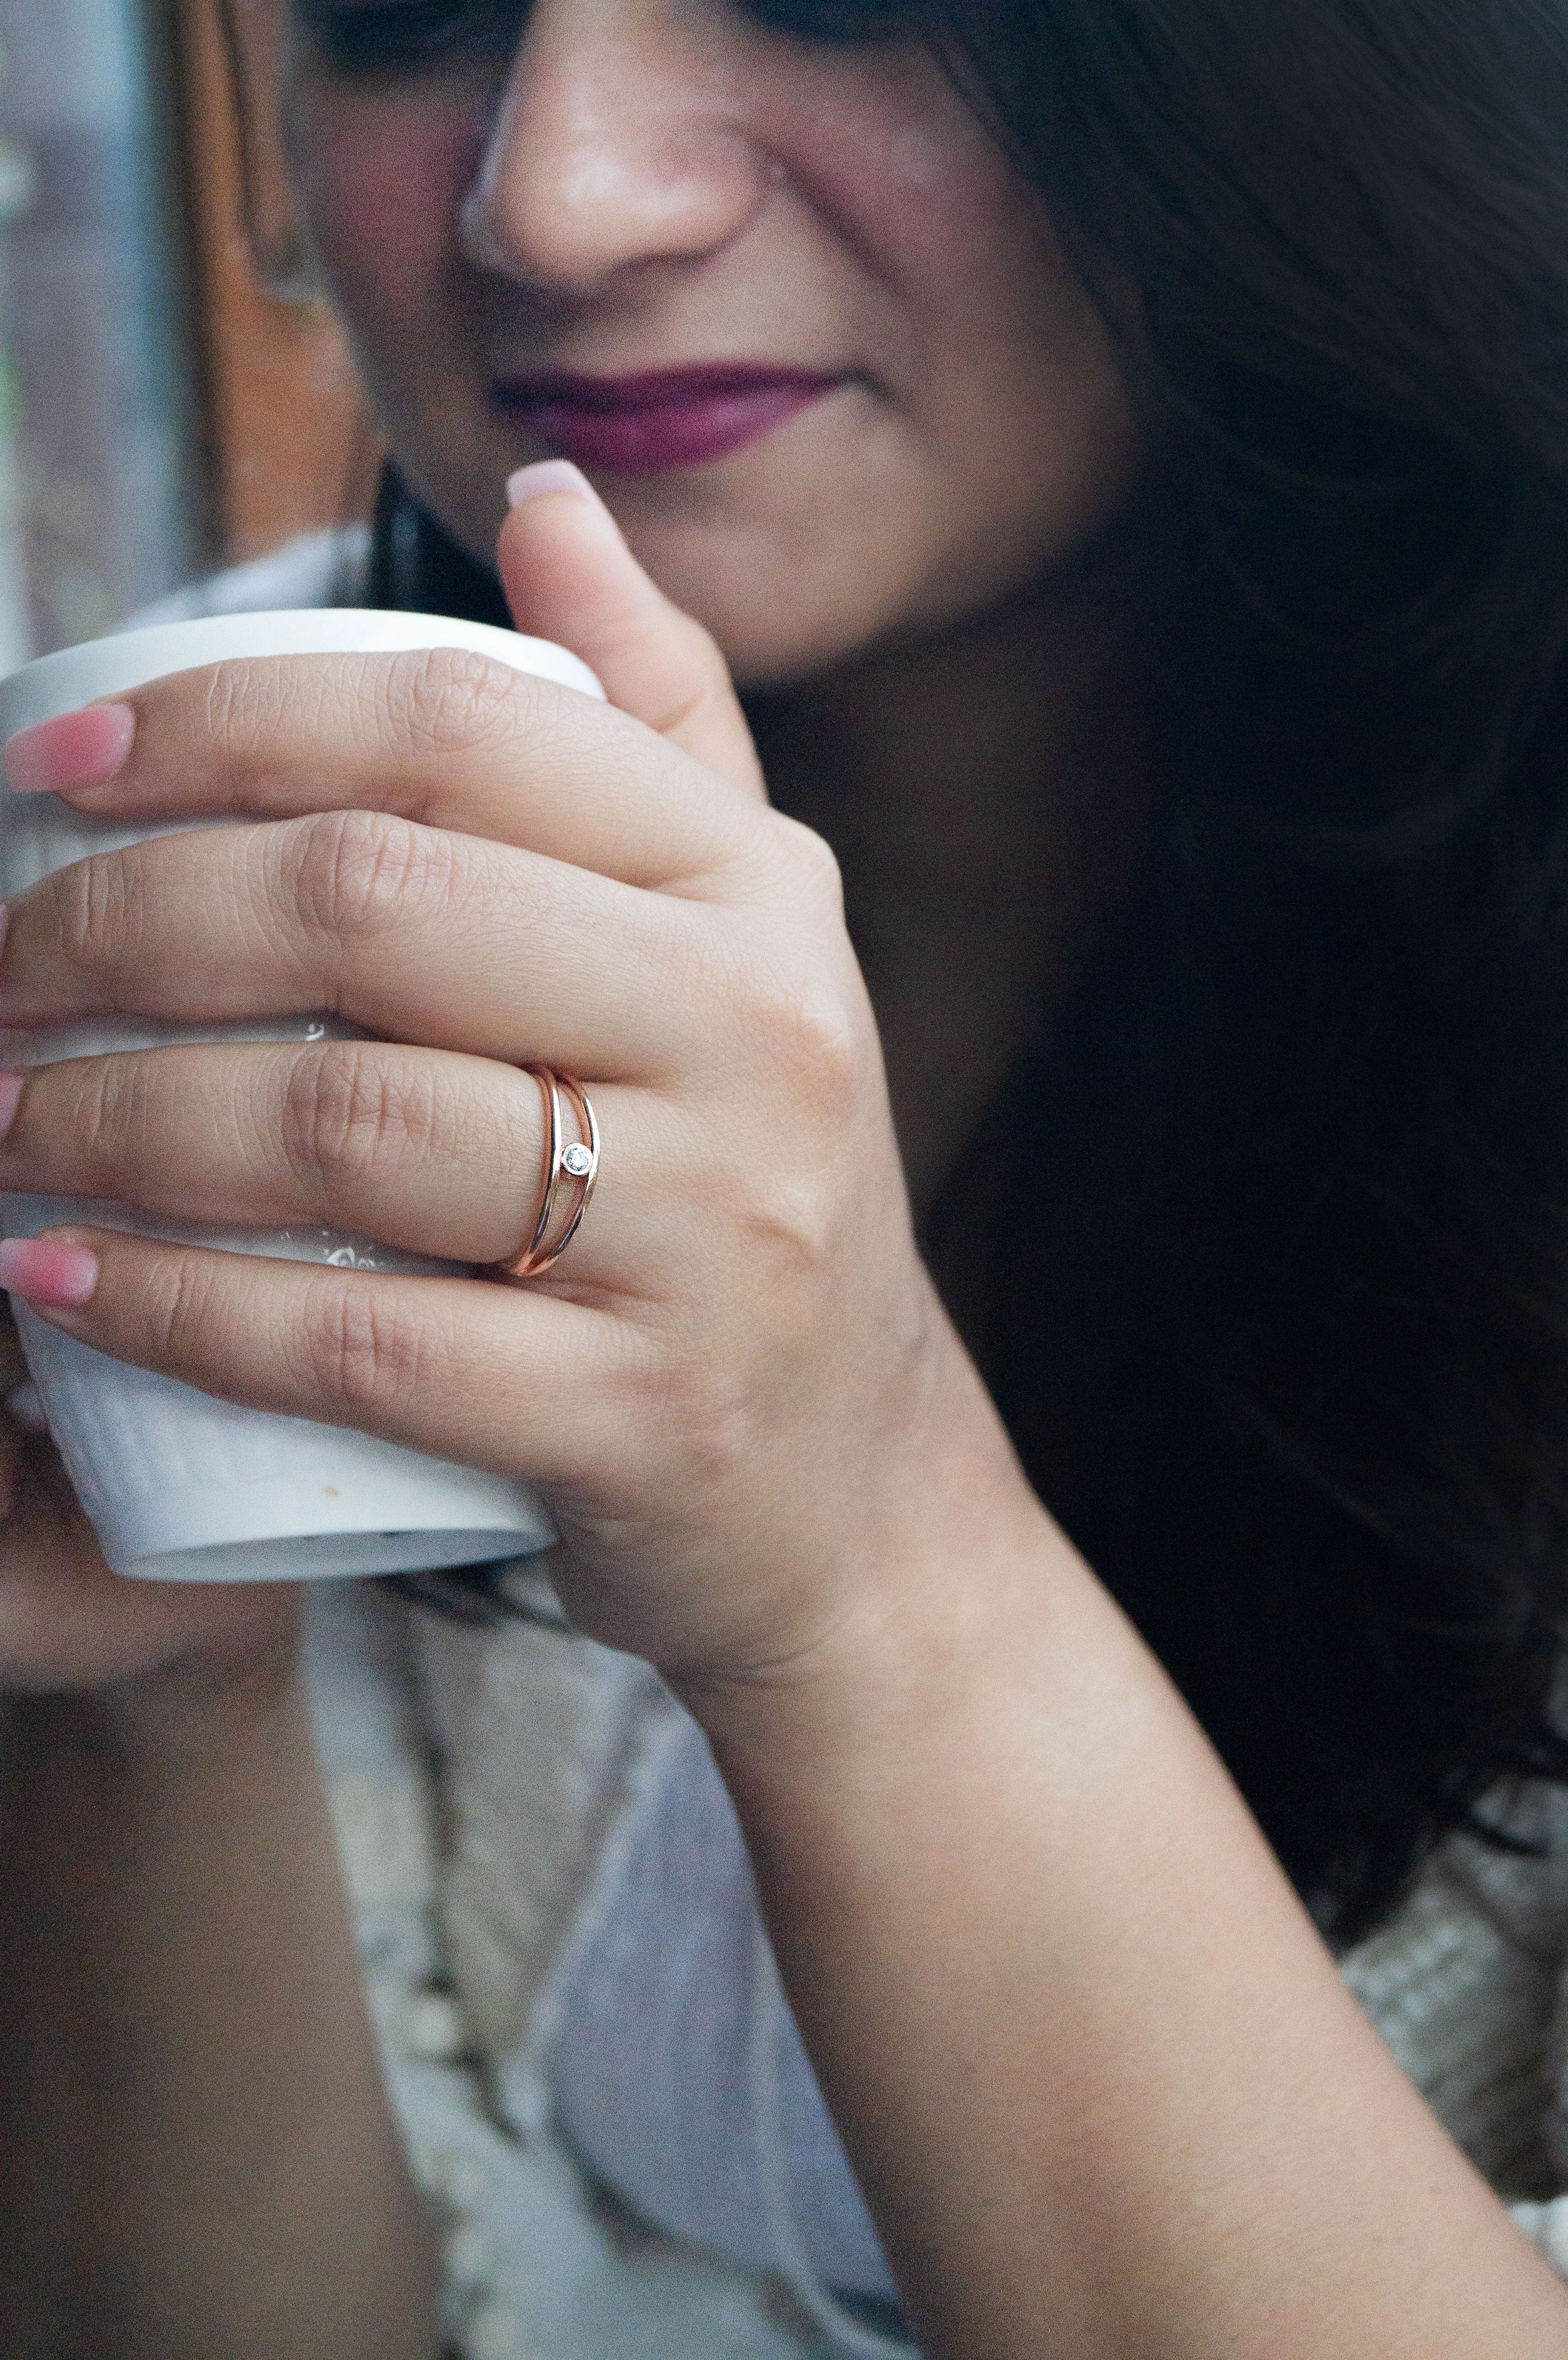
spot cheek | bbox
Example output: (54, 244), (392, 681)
(754, 71), (1136, 623)
(285, 86), (482, 341)
(770, 58), (1040, 306)
(868, 106), (1129, 503)
(774, 64), (1120, 445)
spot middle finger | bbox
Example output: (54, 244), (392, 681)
(0, 812), (705, 1076)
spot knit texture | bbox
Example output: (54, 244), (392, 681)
(304, 1584), (1568, 2358)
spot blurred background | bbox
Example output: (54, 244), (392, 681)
(0, 0), (372, 667)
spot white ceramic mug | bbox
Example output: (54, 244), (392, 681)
(0, 608), (603, 1581)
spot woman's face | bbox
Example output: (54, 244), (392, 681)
(284, 0), (1139, 687)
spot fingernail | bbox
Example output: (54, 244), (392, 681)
(0, 1074), (22, 1143)
(5, 704), (136, 796)
(0, 1236), (99, 1307)
(507, 459), (605, 511)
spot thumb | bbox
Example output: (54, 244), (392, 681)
(498, 461), (766, 799)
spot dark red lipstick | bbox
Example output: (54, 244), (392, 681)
(492, 363), (844, 477)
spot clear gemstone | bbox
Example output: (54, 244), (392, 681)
(562, 1143), (594, 1179)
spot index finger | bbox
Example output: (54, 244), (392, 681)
(4, 649), (771, 898)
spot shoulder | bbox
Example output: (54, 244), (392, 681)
(120, 524), (372, 631)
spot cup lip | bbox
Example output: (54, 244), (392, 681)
(0, 606), (605, 737)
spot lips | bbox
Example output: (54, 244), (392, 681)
(492, 364), (845, 477)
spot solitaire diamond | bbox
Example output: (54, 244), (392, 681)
(562, 1143), (594, 1179)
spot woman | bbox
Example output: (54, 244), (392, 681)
(6, 0), (1568, 2351)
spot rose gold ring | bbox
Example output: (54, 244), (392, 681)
(493, 1068), (601, 1281)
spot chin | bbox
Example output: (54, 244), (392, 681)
(694, 614), (872, 693)
(610, 528), (906, 692)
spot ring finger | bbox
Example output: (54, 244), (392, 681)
(0, 1042), (675, 1279)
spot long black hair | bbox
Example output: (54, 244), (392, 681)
(371, 0), (1568, 1944)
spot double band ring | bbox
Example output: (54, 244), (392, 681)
(494, 1068), (601, 1281)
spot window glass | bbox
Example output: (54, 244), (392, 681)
(0, 0), (196, 664)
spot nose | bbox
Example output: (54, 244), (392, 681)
(460, 0), (771, 298)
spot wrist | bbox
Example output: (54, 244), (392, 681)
(674, 1341), (1091, 1789)
(2, 1608), (304, 1782)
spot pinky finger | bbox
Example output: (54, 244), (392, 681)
(0, 1227), (648, 1493)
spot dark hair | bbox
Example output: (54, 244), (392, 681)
(373, 0), (1568, 1944)
(939, 0), (1568, 1942)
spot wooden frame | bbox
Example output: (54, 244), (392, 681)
(161, 0), (377, 566)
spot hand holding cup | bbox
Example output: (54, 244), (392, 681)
(0, 607), (601, 1584)
(0, 468), (1005, 1701)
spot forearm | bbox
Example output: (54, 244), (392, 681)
(701, 1496), (1568, 2360)
(0, 1646), (439, 2360)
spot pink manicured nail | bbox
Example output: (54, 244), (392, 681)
(506, 459), (603, 510)
(0, 1074), (22, 1142)
(5, 704), (136, 796)
(0, 1236), (99, 1308)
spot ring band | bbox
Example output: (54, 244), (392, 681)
(495, 1069), (600, 1281)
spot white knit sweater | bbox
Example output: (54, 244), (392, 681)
(143, 538), (1568, 2355)
(306, 1577), (1568, 2360)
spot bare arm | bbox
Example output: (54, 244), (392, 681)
(698, 1357), (1568, 2360)
(0, 1415), (439, 2360)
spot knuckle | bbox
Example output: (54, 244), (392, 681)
(280, 1041), (433, 1195)
(52, 848), (139, 982)
(650, 616), (731, 738)
(740, 1161), (844, 1285)
(708, 963), (865, 1276)
(675, 610), (724, 675)
(298, 1278), (425, 1418)
(746, 962), (862, 1103)
(202, 656), (273, 771)
(778, 814), (846, 914)
(141, 1249), (227, 1369)
(72, 1053), (152, 1173)
(283, 806), (457, 940)
(383, 646), (528, 757)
